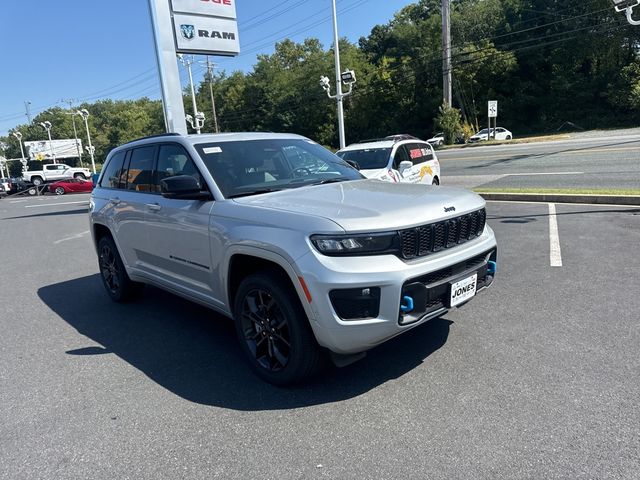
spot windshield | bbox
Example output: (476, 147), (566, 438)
(194, 138), (363, 198)
(477, 129), (494, 135)
(336, 148), (391, 170)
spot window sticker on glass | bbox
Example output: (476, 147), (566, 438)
(203, 146), (223, 154)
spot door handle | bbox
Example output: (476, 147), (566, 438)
(109, 198), (121, 205)
(146, 203), (162, 211)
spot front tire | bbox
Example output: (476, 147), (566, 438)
(31, 177), (43, 186)
(97, 236), (144, 302)
(233, 271), (322, 385)
(432, 176), (440, 186)
(54, 186), (65, 195)
(74, 173), (86, 179)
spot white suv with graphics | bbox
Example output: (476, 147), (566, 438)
(90, 132), (497, 384)
(336, 135), (441, 185)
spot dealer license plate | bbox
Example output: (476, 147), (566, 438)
(449, 274), (477, 307)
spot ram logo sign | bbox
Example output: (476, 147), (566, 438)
(173, 14), (239, 56)
(180, 24), (195, 40)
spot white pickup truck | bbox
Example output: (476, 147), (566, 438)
(23, 164), (92, 185)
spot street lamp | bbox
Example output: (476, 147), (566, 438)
(611, 0), (640, 24)
(0, 142), (7, 178)
(39, 121), (56, 164)
(11, 131), (28, 173)
(319, 0), (357, 149)
(77, 109), (96, 174)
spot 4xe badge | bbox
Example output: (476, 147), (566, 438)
(180, 24), (195, 40)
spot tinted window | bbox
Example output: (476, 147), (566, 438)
(100, 151), (126, 189)
(127, 146), (156, 192)
(407, 143), (434, 165)
(337, 148), (391, 170)
(194, 139), (362, 198)
(155, 144), (204, 193)
(393, 146), (410, 168)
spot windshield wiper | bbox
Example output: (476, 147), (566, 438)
(227, 188), (283, 199)
(308, 178), (350, 186)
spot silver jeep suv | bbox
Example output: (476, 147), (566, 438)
(90, 132), (497, 384)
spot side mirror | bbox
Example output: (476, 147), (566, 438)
(399, 160), (413, 172)
(161, 175), (211, 200)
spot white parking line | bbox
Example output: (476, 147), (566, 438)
(54, 230), (90, 244)
(548, 203), (563, 267)
(25, 201), (89, 208)
(9, 199), (27, 203)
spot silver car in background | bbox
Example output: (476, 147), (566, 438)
(90, 132), (497, 384)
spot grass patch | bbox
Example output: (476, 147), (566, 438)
(473, 187), (640, 196)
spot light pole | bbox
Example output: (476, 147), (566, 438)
(63, 100), (84, 167)
(325, 0), (350, 149)
(77, 109), (96, 174)
(0, 142), (7, 178)
(39, 121), (56, 164)
(12, 131), (28, 173)
(179, 54), (205, 134)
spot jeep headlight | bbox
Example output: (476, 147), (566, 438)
(311, 232), (397, 256)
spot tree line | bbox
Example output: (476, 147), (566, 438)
(2, 0), (638, 175)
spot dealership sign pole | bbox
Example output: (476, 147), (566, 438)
(148, 0), (239, 135)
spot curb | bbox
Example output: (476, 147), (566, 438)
(477, 192), (640, 206)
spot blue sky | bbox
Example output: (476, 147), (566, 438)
(0, 0), (413, 135)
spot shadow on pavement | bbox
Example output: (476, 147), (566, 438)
(38, 274), (452, 411)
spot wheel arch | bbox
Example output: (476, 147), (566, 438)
(226, 251), (314, 323)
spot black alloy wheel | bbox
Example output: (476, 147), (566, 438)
(234, 272), (323, 385)
(97, 236), (144, 302)
(240, 288), (291, 372)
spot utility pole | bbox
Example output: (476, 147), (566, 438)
(441, 0), (452, 107)
(24, 101), (32, 123)
(204, 56), (219, 133)
(62, 99), (84, 167)
(179, 55), (205, 134)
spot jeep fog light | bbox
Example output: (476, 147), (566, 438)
(311, 232), (397, 256)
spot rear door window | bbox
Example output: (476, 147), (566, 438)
(126, 146), (157, 192)
(407, 143), (434, 165)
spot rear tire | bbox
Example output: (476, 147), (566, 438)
(432, 176), (440, 186)
(506, 135), (512, 140)
(54, 186), (65, 195)
(233, 271), (323, 385)
(32, 177), (43, 186)
(97, 236), (144, 302)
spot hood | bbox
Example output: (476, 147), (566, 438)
(233, 179), (485, 232)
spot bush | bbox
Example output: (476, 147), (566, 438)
(435, 104), (462, 145)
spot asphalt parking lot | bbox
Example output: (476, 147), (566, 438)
(1, 193), (639, 479)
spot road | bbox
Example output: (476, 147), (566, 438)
(1, 193), (639, 479)
(438, 130), (640, 190)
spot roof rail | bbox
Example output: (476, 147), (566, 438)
(354, 134), (420, 144)
(121, 132), (182, 146)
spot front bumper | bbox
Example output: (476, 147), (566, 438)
(296, 226), (497, 354)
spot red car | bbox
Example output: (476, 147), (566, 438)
(48, 178), (94, 195)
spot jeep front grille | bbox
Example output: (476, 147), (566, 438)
(399, 208), (486, 259)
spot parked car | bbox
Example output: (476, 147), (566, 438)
(22, 164), (92, 185)
(469, 127), (513, 142)
(90, 132), (497, 385)
(0, 178), (12, 193)
(48, 177), (94, 195)
(0, 184), (6, 198)
(336, 136), (441, 185)
(426, 132), (445, 146)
